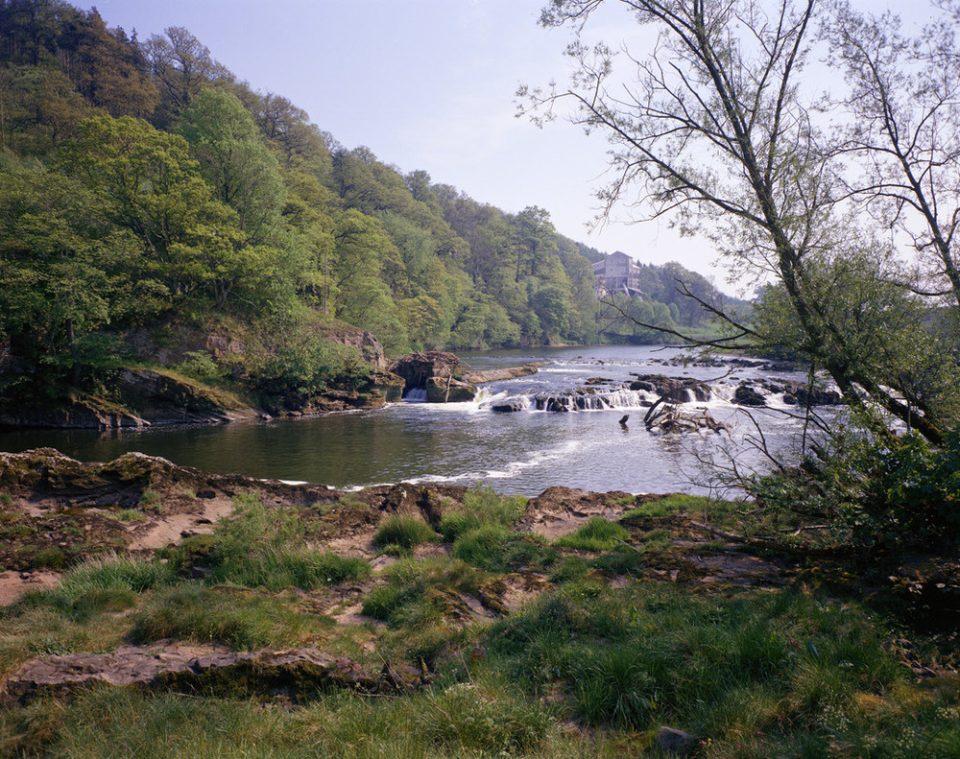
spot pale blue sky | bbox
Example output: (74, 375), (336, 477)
(88, 0), (929, 295)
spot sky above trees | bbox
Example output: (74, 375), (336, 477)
(86, 0), (927, 296)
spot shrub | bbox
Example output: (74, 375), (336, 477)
(747, 429), (960, 553)
(555, 518), (629, 552)
(174, 350), (221, 382)
(247, 329), (371, 400)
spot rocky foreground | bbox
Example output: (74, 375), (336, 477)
(0, 449), (957, 757)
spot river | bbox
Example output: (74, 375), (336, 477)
(0, 345), (821, 495)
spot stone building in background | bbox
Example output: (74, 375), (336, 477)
(592, 251), (645, 297)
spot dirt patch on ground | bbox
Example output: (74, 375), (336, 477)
(479, 572), (550, 614)
(688, 550), (786, 587)
(0, 570), (61, 606)
(323, 529), (378, 558)
(127, 497), (234, 551)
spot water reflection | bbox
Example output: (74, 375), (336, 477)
(0, 346), (820, 495)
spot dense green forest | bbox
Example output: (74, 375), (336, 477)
(0, 0), (737, 410)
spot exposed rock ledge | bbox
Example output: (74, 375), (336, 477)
(3, 643), (426, 705)
(462, 363), (541, 385)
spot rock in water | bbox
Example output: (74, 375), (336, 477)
(734, 383), (768, 407)
(389, 351), (462, 390)
(425, 376), (477, 403)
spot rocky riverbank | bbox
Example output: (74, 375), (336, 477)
(0, 339), (541, 431)
(0, 447), (957, 757)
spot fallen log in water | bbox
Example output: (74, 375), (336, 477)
(644, 398), (729, 434)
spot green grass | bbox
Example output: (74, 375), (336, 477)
(31, 555), (176, 621)
(0, 683), (588, 759)
(438, 485), (528, 541)
(620, 493), (738, 522)
(138, 489), (160, 508)
(173, 495), (369, 591)
(361, 558), (485, 627)
(555, 518), (630, 552)
(2, 490), (960, 758)
(452, 525), (557, 573)
(371, 515), (438, 551)
(484, 583), (957, 755)
(128, 583), (318, 650)
(113, 508), (146, 523)
(29, 546), (67, 570)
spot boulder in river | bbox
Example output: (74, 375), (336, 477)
(629, 374), (712, 403)
(734, 383), (767, 407)
(389, 351), (461, 391)
(462, 364), (540, 384)
(425, 376), (477, 403)
(491, 397), (529, 413)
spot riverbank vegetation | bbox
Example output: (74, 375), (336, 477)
(0, 0), (741, 422)
(0, 463), (957, 757)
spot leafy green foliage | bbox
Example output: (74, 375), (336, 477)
(177, 89), (284, 242)
(747, 430), (960, 553)
(0, 0), (752, 412)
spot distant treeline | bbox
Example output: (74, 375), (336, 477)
(0, 0), (742, 397)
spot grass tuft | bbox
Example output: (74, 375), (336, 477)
(128, 584), (316, 650)
(372, 516), (438, 551)
(555, 518), (630, 552)
(171, 496), (369, 591)
(36, 555), (175, 620)
(438, 485), (527, 541)
(452, 525), (556, 573)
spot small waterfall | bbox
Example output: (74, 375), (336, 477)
(492, 386), (665, 413)
(404, 388), (428, 403)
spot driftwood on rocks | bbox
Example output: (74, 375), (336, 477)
(644, 398), (729, 434)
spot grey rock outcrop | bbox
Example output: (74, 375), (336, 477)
(3, 643), (427, 705)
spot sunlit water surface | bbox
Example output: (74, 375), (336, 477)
(0, 346), (822, 495)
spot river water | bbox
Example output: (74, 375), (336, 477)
(0, 346), (821, 495)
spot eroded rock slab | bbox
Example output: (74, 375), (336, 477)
(521, 487), (643, 539)
(3, 643), (426, 705)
